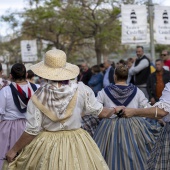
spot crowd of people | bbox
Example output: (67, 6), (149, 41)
(78, 46), (170, 104)
(0, 46), (170, 170)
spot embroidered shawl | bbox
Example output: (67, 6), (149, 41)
(31, 81), (78, 123)
(104, 84), (137, 106)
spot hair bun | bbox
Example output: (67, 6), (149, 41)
(115, 65), (128, 81)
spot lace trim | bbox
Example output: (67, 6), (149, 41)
(35, 108), (42, 128)
(153, 102), (170, 122)
(78, 82), (103, 117)
(153, 102), (170, 114)
(85, 91), (103, 117)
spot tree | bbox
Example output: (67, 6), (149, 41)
(59, 0), (121, 63)
(0, 36), (22, 74)
(1, 0), (122, 64)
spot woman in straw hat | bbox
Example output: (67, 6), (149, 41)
(3, 49), (124, 170)
(0, 63), (39, 169)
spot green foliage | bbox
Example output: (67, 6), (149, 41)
(1, 0), (122, 64)
(155, 44), (170, 55)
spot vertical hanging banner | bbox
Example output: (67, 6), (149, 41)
(121, 5), (147, 44)
(21, 40), (38, 62)
(154, 6), (170, 44)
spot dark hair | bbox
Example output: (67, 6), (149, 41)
(0, 63), (2, 72)
(111, 61), (115, 68)
(156, 58), (163, 63)
(115, 65), (128, 81)
(11, 63), (26, 81)
(27, 70), (35, 79)
(127, 58), (134, 63)
(92, 65), (100, 73)
(136, 45), (144, 50)
(52, 80), (69, 85)
(99, 63), (104, 68)
(119, 59), (126, 65)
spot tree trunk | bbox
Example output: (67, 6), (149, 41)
(95, 40), (102, 65)
(95, 48), (102, 65)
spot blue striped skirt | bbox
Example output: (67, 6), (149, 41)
(93, 117), (162, 170)
(147, 122), (170, 170)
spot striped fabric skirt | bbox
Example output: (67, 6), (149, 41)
(0, 119), (26, 170)
(147, 122), (170, 170)
(3, 128), (109, 170)
(93, 117), (162, 170)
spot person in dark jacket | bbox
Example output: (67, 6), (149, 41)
(129, 46), (150, 99)
(78, 63), (92, 86)
(88, 65), (103, 96)
(147, 58), (170, 105)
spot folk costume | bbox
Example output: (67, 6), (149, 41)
(93, 84), (162, 170)
(3, 50), (109, 170)
(146, 82), (170, 170)
(0, 81), (38, 169)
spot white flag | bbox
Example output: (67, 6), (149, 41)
(121, 5), (147, 44)
(21, 40), (38, 62)
(154, 6), (170, 44)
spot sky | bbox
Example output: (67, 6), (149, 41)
(0, 0), (25, 36)
(0, 0), (170, 36)
(0, 0), (25, 15)
(161, 0), (170, 5)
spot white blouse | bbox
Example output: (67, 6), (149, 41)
(0, 83), (39, 121)
(25, 82), (103, 135)
(97, 86), (150, 118)
(154, 82), (170, 122)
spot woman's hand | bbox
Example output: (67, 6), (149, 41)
(6, 149), (17, 163)
(122, 108), (137, 118)
(115, 106), (126, 115)
(99, 106), (125, 118)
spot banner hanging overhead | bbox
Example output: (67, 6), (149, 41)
(154, 6), (170, 44)
(21, 40), (38, 62)
(121, 5), (147, 44)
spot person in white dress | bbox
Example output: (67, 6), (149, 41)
(3, 49), (124, 170)
(0, 63), (39, 169)
(93, 65), (162, 170)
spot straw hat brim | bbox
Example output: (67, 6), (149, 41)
(30, 61), (80, 81)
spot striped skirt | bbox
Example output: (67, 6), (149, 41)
(147, 122), (170, 170)
(0, 119), (26, 170)
(3, 128), (109, 170)
(93, 117), (162, 170)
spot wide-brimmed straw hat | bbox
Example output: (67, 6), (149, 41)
(30, 49), (79, 81)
